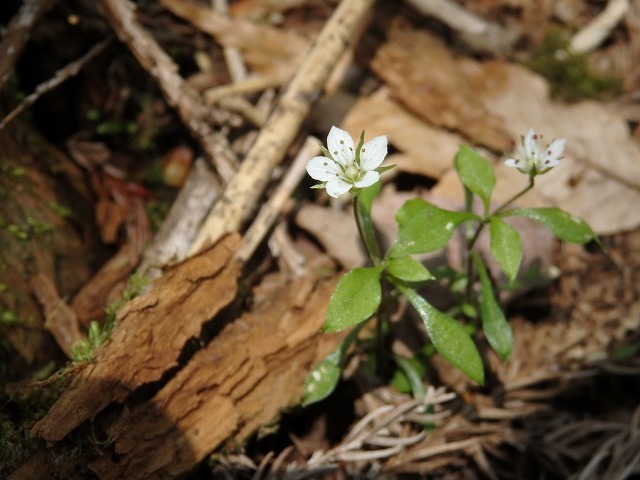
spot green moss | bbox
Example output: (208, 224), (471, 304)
(48, 202), (72, 218)
(527, 30), (622, 102)
(6, 224), (29, 241)
(71, 272), (151, 363)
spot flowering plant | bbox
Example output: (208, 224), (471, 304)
(302, 126), (598, 406)
(306, 126), (391, 198)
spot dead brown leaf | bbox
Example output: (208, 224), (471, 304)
(159, 0), (308, 80)
(370, 26), (511, 152)
(458, 60), (640, 234)
(295, 203), (366, 268)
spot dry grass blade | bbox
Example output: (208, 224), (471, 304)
(304, 387), (455, 469)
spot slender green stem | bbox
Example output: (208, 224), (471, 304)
(462, 175), (536, 307)
(353, 196), (381, 265)
(493, 175), (535, 216)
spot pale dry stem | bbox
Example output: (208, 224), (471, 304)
(189, 0), (376, 254)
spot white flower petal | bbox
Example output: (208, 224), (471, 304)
(360, 135), (387, 171)
(545, 138), (565, 161)
(523, 128), (539, 160)
(325, 178), (352, 198)
(327, 126), (355, 166)
(354, 170), (380, 188)
(504, 158), (520, 168)
(306, 156), (342, 181)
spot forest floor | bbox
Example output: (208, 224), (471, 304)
(1, 0), (640, 478)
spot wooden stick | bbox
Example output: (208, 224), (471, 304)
(235, 136), (320, 263)
(570, 0), (630, 53)
(0, 40), (110, 131)
(100, 0), (237, 181)
(190, 0), (375, 253)
(0, 0), (54, 88)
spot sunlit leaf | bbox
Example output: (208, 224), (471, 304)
(386, 256), (434, 282)
(454, 145), (495, 214)
(473, 254), (513, 361)
(398, 283), (484, 384)
(498, 208), (598, 245)
(390, 199), (479, 258)
(323, 266), (383, 333)
(488, 217), (522, 282)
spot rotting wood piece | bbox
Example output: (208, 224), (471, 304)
(30, 234), (241, 444)
(88, 274), (343, 479)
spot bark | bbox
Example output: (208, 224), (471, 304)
(0, 124), (92, 367)
(18, 233), (343, 479)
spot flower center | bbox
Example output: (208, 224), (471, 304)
(344, 164), (361, 183)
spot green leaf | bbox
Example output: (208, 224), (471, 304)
(392, 354), (426, 398)
(324, 266), (383, 333)
(398, 283), (484, 384)
(302, 349), (341, 406)
(454, 145), (495, 214)
(358, 180), (381, 213)
(488, 217), (523, 282)
(386, 256), (434, 282)
(375, 164), (397, 174)
(302, 323), (364, 406)
(390, 199), (479, 258)
(472, 254), (513, 361)
(498, 207), (598, 244)
(355, 182), (382, 262)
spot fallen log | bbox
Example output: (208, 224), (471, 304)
(15, 234), (343, 479)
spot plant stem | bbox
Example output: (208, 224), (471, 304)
(353, 196), (381, 265)
(493, 175), (535, 216)
(462, 176), (536, 306)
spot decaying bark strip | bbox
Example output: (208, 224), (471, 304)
(30, 234), (241, 443)
(18, 244), (344, 479)
(87, 274), (342, 479)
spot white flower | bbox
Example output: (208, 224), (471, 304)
(306, 126), (388, 198)
(505, 128), (565, 176)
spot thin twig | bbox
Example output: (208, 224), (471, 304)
(0, 0), (55, 88)
(190, 0), (376, 254)
(0, 39), (110, 131)
(570, 0), (630, 54)
(212, 0), (248, 83)
(100, 0), (237, 181)
(235, 136), (320, 263)
(403, 0), (518, 54)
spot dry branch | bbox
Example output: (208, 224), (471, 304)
(0, 0), (54, 88)
(404, 0), (519, 54)
(235, 136), (320, 263)
(190, 0), (376, 253)
(138, 158), (221, 276)
(0, 40), (110, 131)
(100, 0), (237, 181)
(570, 0), (630, 53)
